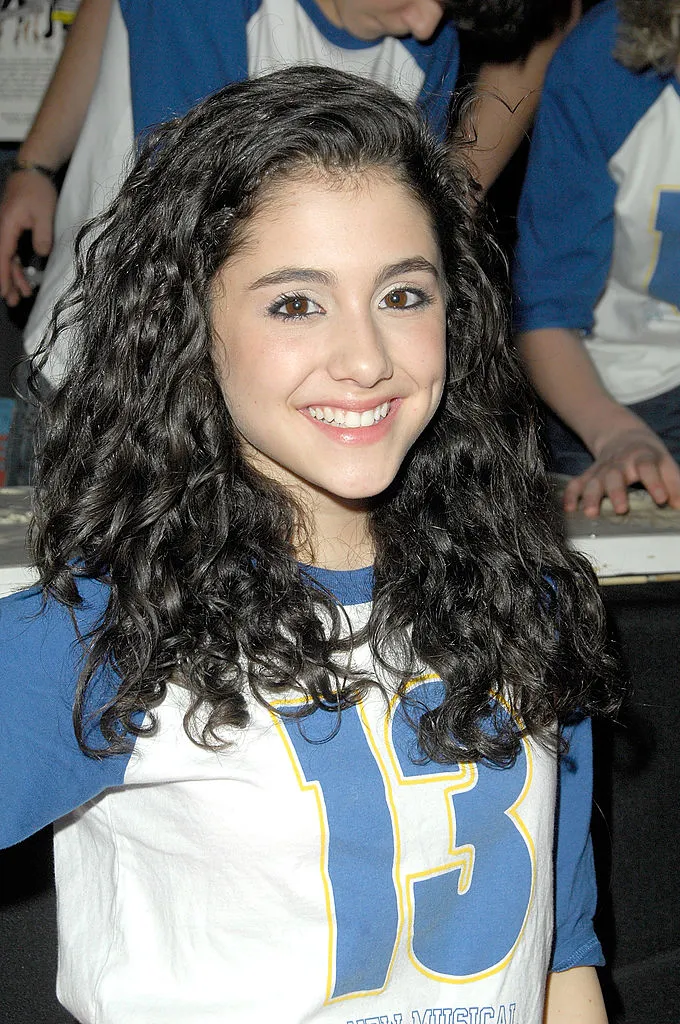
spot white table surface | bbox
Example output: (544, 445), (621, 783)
(562, 488), (680, 581)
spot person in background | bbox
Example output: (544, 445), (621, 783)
(0, 0), (581, 308)
(1, 66), (616, 1022)
(0, 0), (581, 487)
(514, 0), (680, 518)
(448, 0), (580, 188)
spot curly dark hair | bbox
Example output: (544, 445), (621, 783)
(446, 0), (574, 62)
(615, 0), (680, 72)
(30, 65), (617, 765)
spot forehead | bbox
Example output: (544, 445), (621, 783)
(227, 168), (439, 266)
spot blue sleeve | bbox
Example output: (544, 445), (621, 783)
(551, 717), (604, 972)
(402, 28), (460, 141)
(119, 0), (255, 137)
(513, 0), (666, 335)
(513, 44), (616, 333)
(0, 582), (133, 849)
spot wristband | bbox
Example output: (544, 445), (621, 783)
(9, 159), (59, 187)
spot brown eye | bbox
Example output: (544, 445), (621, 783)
(379, 287), (431, 312)
(384, 289), (409, 309)
(283, 296), (309, 316)
(268, 294), (323, 319)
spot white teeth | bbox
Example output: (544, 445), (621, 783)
(308, 401), (391, 427)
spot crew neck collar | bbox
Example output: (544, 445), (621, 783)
(301, 563), (374, 604)
(297, 0), (387, 50)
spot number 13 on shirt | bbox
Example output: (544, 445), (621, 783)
(274, 677), (535, 1004)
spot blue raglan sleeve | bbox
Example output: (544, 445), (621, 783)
(403, 27), (460, 141)
(0, 582), (131, 849)
(551, 716), (604, 972)
(513, 49), (617, 336)
(119, 0), (256, 138)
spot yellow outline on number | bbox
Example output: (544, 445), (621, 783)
(383, 677), (536, 984)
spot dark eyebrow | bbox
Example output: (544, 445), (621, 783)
(374, 257), (442, 288)
(249, 267), (336, 291)
(248, 256), (441, 293)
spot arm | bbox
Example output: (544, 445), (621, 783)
(551, 717), (606, 1006)
(519, 327), (680, 516)
(544, 966), (608, 1023)
(465, 1), (581, 191)
(0, 581), (126, 850)
(0, 0), (112, 306)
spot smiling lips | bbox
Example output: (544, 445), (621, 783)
(307, 401), (391, 427)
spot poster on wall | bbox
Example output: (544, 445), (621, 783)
(0, 0), (79, 142)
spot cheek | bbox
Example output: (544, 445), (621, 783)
(211, 335), (253, 433)
(409, 321), (447, 384)
(211, 329), (308, 437)
(422, 328), (448, 413)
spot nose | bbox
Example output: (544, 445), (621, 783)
(327, 309), (394, 388)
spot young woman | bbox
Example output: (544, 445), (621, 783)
(1, 66), (615, 1023)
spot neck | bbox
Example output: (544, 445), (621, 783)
(296, 493), (374, 570)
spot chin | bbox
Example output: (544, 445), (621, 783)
(323, 474), (398, 503)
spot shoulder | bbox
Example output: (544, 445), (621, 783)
(0, 577), (130, 849)
(399, 21), (460, 139)
(542, 0), (669, 158)
(0, 577), (113, 718)
(548, 0), (619, 78)
(0, 576), (110, 648)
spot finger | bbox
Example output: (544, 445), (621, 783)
(657, 457), (680, 509)
(602, 467), (630, 515)
(31, 213), (53, 257)
(0, 223), (21, 300)
(635, 456), (671, 506)
(2, 280), (20, 306)
(580, 474), (608, 519)
(563, 474), (588, 513)
(9, 257), (34, 300)
(0, 266), (12, 302)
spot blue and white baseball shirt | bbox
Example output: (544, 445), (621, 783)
(1, 567), (602, 1023)
(514, 0), (680, 405)
(119, 0), (459, 141)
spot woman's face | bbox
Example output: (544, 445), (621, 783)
(211, 169), (447, 510)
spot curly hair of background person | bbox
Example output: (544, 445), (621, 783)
(445, 0), (575, 60)
(615, 0), (680, 71)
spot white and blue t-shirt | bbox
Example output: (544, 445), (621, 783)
(514, 0), (680, 406)
(120, 0), (460, 141)
(1, 567), (602, 1023)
